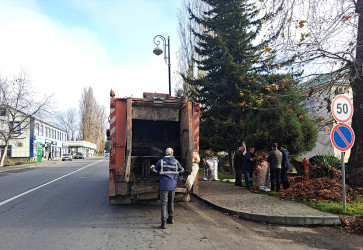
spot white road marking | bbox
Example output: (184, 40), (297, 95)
(0, 160), (103, 207)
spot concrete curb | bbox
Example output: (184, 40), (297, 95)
(0, 161), (62, 174)
(193, 194), (343, 226)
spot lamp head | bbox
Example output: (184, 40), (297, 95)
(153, 47), (163, 56)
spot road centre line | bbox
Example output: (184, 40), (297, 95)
(0, 160), (103, 207)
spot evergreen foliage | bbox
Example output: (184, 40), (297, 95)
(188, 0), (263, 152)
(187, 0), (317, 154)
(240, 74), (317, 154)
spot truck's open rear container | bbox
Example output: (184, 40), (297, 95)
(108, 93), (199, 204)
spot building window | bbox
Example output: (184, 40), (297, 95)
(0, 107), (6, 116)
(36, 123), (39, 135)
(41, 125), (44, 136)
(0, 146), (11, 157)
(9, 121), (21, 135)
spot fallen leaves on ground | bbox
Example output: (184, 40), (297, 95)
(342, 216), (363, 235)
(279, 177), (354, 203)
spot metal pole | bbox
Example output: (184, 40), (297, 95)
(341, 151), (346, 211)
(167, 36), (171, 96)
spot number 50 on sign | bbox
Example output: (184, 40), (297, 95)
(331, 95), (353, 123)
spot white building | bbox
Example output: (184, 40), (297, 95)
(66, 141), (97, 157)
(33, 119), (68, 160)
(300, 71), (352, 161)
(0, 106), (67, 161)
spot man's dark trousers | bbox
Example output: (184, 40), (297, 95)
(270, 168), (281, 192)
(160, 190), (175, 223)
(235, 167), (243, 186)
(244, 170), (253, 189)
(281, 167), (290, 189)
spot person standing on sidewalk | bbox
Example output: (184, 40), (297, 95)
(243, 146), (257, 189)
(267, 143), (283, 192)
(280, 145), (290, 189)
(233, 146), (245, 187)
(151, 148), (184, 229)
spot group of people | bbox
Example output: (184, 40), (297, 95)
(150, 143), (291, 230)
(234, 143), (290, 192)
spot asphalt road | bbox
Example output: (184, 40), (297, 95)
(0, 158), (362, 250)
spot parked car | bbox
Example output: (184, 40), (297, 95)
(74, 152), (85, 159)
(61, 153), (73, 161)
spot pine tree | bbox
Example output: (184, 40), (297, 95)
(188, 0), (267, 152)
(188, 0), (317, 156)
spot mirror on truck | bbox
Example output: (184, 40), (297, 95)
(106, 129), (110, 141)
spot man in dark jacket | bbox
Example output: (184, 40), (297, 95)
(233, 146), (245, 187)
(151, 148), (184, 229)
(267, 143), (283, 192)
(243, 146), (257, 189)
(280, 145), (290, 189)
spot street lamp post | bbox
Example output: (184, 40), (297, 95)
(153, 35), (171, 96)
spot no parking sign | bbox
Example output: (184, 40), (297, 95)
(330, 123), (355, 152)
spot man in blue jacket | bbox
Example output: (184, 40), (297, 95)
(151, 148), (184, 229)
(280, 145), (290, 189)
(243, 146), (257, 189)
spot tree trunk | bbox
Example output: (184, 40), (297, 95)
(228, 150), (235, 175)
(347, 0), (363, 187)
(0, 143), (9, 167)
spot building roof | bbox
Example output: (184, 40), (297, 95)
(300, 69), (350, 91)
(67, 140), (97, 149)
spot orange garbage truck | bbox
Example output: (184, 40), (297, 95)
(107, 91), (200, 204)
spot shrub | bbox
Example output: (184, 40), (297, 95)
(309, 155), (340, 179)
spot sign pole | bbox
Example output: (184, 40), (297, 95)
(341, 151), (346, 211)
(331, 95), (353, 213)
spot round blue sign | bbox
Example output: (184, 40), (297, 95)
(330, 124), (355, 151)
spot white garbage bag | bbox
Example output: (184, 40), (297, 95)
(186, 152), (200, 191)
(206, 156), (219, 181)
(186, 163), (199, 191)
(256, 160), (270, 191)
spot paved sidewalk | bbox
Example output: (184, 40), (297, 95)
(1, 162), (344, 226)
(0, 159), (62, 174)
(195, 179), (342, 226)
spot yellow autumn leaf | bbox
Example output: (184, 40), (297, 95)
(299, 20), (306, 28)
(299, 115), (304, 119)
(288, 18), (292, 22)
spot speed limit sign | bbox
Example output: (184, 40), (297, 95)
(331, 95), (353, 123)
